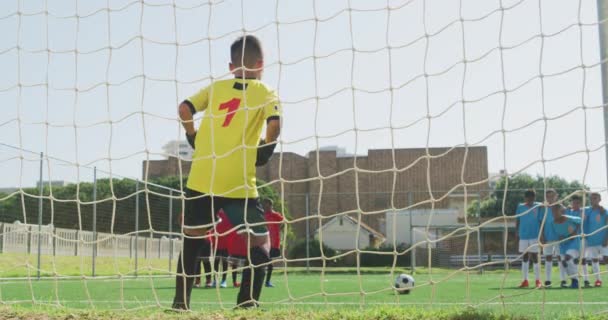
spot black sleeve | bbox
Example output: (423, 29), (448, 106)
(266, 115), (280, 123)
(183, 100), (196, 115)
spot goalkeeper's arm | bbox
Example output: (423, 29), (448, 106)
(256, 117), (281, 166)
(178, 101), (197, 148)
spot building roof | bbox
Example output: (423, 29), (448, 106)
(317, 214), (386, 241)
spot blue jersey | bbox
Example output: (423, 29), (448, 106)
(552, 215), (581, 252)
(583, 207), (608, 247)
(566, 208), (582, 218)
(542, 206), (560, 242)
(516, 202), (543, 240)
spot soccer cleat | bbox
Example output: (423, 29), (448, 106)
(535, 280), (542, 288)
(544, 281), (552, 288)
(570, 279), (580, 289)
(169, 302), (189, 312)
(265, 281), (275, 288)
(595, 279), (602, 287)
(560, 280), (568, 288)
(205, 281), (213, 288)
(220, 280), (227, 288)
(233, 282), (241, 288)
(584, 280), (592, 288)
(194, 282), (201, 288)
(518, 280), (529, 288)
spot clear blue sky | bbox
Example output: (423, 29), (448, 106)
(0, 0), (607, 196)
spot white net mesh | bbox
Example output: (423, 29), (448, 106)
(1, 0), (608, 317)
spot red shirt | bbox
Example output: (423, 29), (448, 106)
(265, 210), (284, 249)
(208, 228), (229, 250)
(216, 231), (229, 250)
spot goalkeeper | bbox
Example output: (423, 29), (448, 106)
(172, 34), (281, 310)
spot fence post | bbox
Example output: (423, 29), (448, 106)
(52, 226), (56, 257)
(135, 180), (139, 277)
(74, 229), (79, 256)
(305, 193), (310, 273)
(477, 193), (483, 274)
(168, 190), (173, 272)
(408, 192), (415, 273)
(92, 167), (97, 277)
(37, 152), (43, 280)
(0, 222), (3, 254)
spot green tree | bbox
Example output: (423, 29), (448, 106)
(467, 174), (587, 218)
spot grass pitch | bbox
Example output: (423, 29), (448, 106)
(1, 254), (608, 319)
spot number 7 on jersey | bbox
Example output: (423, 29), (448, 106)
(219, 98), (241, 127)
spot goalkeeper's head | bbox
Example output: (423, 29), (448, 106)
(230, 35), (264, 79)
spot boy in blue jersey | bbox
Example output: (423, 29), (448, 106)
(515, 190), (543, 288)
(583, 192), (607, 287)
(566, 195), (591, 287)
(552, 205), (582, 288)
(540, 189), (565, 288)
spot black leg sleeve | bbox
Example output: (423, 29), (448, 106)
(236, 247), (270, 308)
(222, 260), (228, 282)
(232, 264), (238, 284)
(172, 237), (204, 310)
(266, 264), (273, 283)
(203, 259), (212, 283)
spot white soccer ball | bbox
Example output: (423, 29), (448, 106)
(394, 274), (415, 294)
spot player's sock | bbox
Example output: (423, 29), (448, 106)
(173, 237), (204, 309)
(564, 259), (577, 279)
(203, 259), (212, 284)
(568, 259), (577, 279)
(266, 264), (274, 283)
(533, 263), (540, 281)
(232, 266), (238, 284)
(559, 262), (567, 281)
(593, 262), (601, 281)
(522, 261), (529, 280)
(237, 247), (270, 308)
(583, 262), (590, 282)
(222, 260), (229, 282)
(545, 260), (552, 282)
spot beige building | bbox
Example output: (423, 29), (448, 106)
(316, 215), (386, 250)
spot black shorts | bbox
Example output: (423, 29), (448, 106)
(184, 188), (266, 235)
(269, 248), (281, 259)
(215, 249), (229, 258)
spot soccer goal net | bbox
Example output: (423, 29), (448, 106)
(1, 0), (608, 318)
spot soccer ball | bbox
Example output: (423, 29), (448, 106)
(394, 274), (415, 294)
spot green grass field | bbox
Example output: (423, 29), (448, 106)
(2, 254), (608, 319)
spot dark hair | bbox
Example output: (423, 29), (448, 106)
(230, 35), (263, 68)
(545, 188), (557, 195)
(524, 189), (536, 198)
(591, 192), (602, 199)
(262, 198), (273, 206)
(571, 194), (582, 202)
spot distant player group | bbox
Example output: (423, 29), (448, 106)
(516, 189), (607, 289)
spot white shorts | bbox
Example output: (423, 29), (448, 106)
(561, 249), (580, 259)
(543, 243), (560, 257)
(519, 239), (540, 253)
(585, 246), (604, 259)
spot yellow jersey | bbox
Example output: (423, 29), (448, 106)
(185, 78), (281, 199)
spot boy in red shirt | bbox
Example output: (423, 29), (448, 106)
(262, 198), (284, 287)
